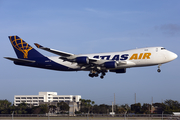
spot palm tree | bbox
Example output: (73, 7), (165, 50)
(91, 101), (95, 113)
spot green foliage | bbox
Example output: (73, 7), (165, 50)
(0, 99), (180, 114)
(94, 104), (111, 114)
(57, 101), (69, 113)
(163, 99), (180, 114)
(0, 100), (11, 109)
(79, 99), (95, 114)
(131, 103), (141, 114)
(141, 103), (151, 114)
(116, 104), (131, 114)
(32, 104), (49, 114)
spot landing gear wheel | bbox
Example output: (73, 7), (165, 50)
(94, 73), (99, 77)
(102, 72), (106, 76)
(157, 69), (161, 73)
(100, 75), (104, 79)
(89, 73), (94, 77)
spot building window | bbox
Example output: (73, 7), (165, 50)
(27, 100), (32, 102)
(48, 94), (51, 96)
(39, 100), (44, 102)
(53, 97), (58, 99)
(39, 97), (44, 99)
(33, 97), (38, 99)
(59, 97), (64, 99)
(33, 103), (38, 105)
(53, 100), (58, 102)
(33, 100), (38, 102)
(21, 97), (26, 99)
(73, 97), (76, 102)
(65, 97), (70, 99)
(48, 97), (51, 99)
(65, 100), (70, 102)
(27, 97), (32, 99)
(21, 100), (26, 102)
(15, 97), (20, 99)
(16, 100), (20, 102)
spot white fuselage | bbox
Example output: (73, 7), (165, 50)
(47, 47), (177, 71)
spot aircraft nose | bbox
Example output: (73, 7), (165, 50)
(169, 51), (178, 60)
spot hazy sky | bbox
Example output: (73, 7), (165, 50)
(0, 0), (180, 105)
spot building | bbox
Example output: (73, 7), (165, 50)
(14, 92), (81, 114)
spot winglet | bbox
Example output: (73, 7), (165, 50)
(34, 43), (43, 48)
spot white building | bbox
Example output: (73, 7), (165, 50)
(14, 92), (81, 106)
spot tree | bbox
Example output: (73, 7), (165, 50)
(32, 104), (49, 114)
(57, 101), (69, 113)
(117, 104), (130, 114)
(0, 100), (11, 114)
(117, 107), (126, 114)
(96, 104), (111, 114)
(79, 99), (95, 114)
(15, 102), (29, 114)
(0, 100), (11, 109)
(153, 103), (165, 114)
(163, 99), (180, 114)
(131, 103), (141, 114)
(49, 105), (57, 113)
(141, 103), (151, 114)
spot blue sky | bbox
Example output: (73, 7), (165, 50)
(0, 0), (180, 105)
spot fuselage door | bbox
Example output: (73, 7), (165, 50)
(156, 48), (158, 52)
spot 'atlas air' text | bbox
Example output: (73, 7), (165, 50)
(93, 53), (151, 61)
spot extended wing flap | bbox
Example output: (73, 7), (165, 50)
(118, 61), (127, 65)
(4, 57), (35, 63)
(89, 58), (98, 63)
(34, 43), (74, 57)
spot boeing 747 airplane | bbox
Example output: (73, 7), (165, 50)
(5, 36), (178, 79)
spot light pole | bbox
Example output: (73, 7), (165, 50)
(162, 111), (164, 120)
(12, 111), (14, 120)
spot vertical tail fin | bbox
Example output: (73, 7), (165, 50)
(9, 36), (44, 59)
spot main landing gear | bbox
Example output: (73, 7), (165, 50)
(100, 72), (106, 79)
(157, 64), (161, 73)
(89, 70), (107, 79)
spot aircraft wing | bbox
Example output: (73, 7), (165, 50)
(34, 43), (98, 62)
(34, 43), (74, 57)
(34, 43), (126, 69)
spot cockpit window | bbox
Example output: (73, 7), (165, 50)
(161, 48), (166, 50)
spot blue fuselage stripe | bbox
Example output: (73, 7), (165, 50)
(14, 57), (77, 71)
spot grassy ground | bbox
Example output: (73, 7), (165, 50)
(0, 117), (171, 120)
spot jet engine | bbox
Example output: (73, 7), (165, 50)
(104, 61), (117, 68)
(76, 56), (89, 64)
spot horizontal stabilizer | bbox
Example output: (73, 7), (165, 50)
(4, 57), (35, 63)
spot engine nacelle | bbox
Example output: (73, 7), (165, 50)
(104, 61), (117, 69)
(110, 68), (126, 73)
(76, 56), (89, 64)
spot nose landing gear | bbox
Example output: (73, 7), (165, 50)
(157, 64), (161, 73)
